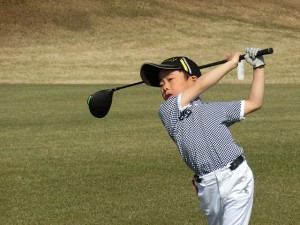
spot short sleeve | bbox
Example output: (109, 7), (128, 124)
(240, 100), (245, 119)
(159, 96), (181, 139)
(223, 100), (245, 126)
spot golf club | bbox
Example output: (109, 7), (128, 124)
(87, 48), (273, 118)
(87, 81), (144, 118)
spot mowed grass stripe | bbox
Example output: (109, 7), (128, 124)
(0, 84), (299, 224)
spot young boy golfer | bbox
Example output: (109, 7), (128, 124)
(140, 48), (265, 225)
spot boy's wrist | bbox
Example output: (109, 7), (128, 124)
(226, 60), (238, 69)
(253, 65), (265, 70)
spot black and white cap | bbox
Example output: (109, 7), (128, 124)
(140, 56), (201, 87)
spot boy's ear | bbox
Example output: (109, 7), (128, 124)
(190, 75), (198, 82)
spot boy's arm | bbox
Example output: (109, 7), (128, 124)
(244, 67), (265, 115)
(243, 48), (266, 116)
(180, 52), (241, 106)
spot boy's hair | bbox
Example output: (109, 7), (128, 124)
(140, 56), (201, 87)
(182, 70), (192, 80)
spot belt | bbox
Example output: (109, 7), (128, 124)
(194, 155), (245, 183)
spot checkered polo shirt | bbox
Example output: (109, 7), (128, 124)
(159, 94), (245, 176)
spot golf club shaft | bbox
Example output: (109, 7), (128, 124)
(198, 48), (273, 69)
(113, 81), (144, 91)
(111, 48), (273, 90)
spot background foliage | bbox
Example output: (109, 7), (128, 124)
(0, 0), (299, 84)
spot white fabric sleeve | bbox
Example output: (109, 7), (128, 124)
(177, 93), (191, 112)
(240, 100), (246, 120)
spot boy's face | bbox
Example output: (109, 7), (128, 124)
(159, 69), (197, 100)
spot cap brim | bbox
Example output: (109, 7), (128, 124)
(140, 63), (181, 87)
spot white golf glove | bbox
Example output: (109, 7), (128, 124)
(244, 47), (265, 68)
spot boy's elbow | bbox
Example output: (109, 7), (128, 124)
(244, 100), (263, 115)
(253, 100), (264, 111)
(255, 104), (263, 111)
(255, 100), (264, 110)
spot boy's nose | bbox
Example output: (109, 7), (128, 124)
(162, 83), (169, 91)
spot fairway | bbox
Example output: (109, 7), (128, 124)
(1, 84), (299, 224)
(1, 0), (300, 224)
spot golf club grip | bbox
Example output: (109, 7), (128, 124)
(239, 48), (273, 61)
(198, 48), (273, 69)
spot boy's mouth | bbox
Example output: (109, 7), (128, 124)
(165, 94), (172, 100)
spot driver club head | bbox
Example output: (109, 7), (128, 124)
(87, 89), (114, 118)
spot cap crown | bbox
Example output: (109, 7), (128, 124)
(140, 56), (201, 87)
(161, 57), (199, 76)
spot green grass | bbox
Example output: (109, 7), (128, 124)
(0, 84), (299, 224)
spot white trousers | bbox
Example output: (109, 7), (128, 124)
(192, 161), (254, 225)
